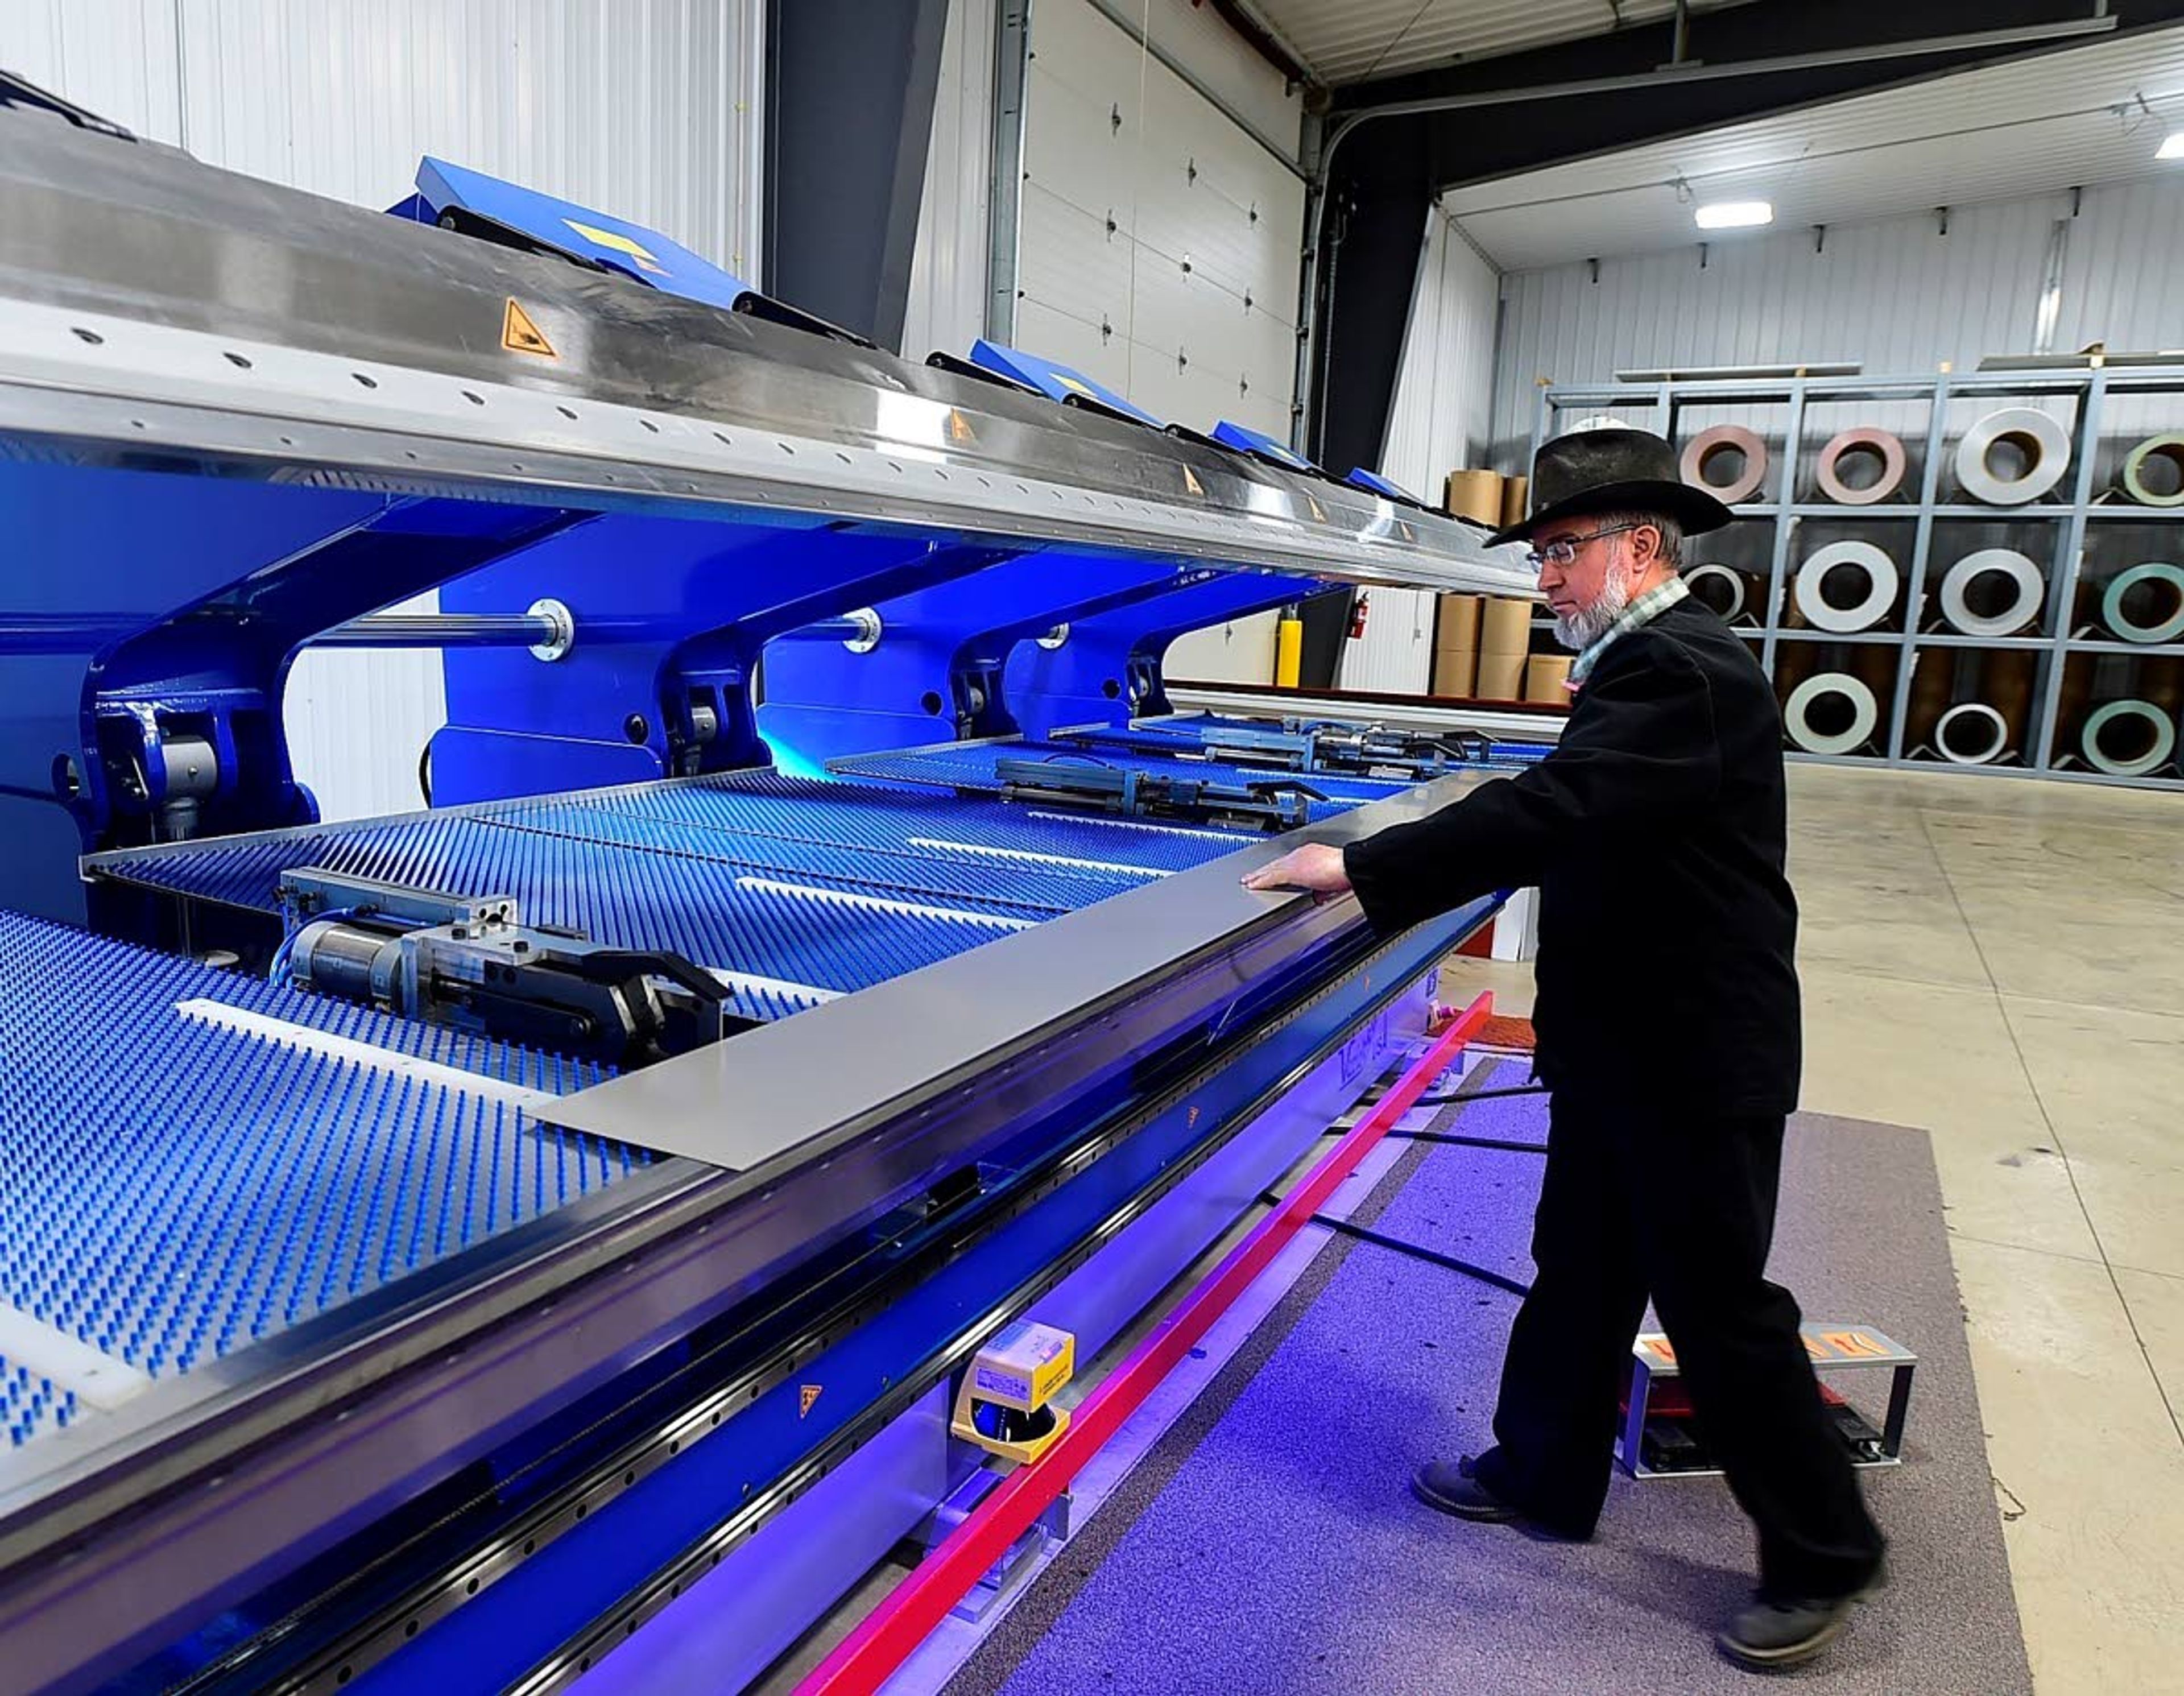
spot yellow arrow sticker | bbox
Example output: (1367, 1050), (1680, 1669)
(562, 218), (668, 275)
(501, 298), (556, 358)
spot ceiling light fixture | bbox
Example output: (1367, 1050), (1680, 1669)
(1695, 200), (1774, 230)
(2160, 131), (2184, 159)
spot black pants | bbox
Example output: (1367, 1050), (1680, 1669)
(1471, 1092), (1885, 1599)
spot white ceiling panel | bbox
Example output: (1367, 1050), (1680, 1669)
(1441, 23), (2184, 270)
(1248, 0), (1689, 85)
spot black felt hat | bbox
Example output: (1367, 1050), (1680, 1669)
(1486, 427), (1736, 548)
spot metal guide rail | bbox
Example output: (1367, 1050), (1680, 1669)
(825, 738), (1416, 818)
(1058, 713), (1553, 778)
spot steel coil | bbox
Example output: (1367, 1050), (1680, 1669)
(1679, 425), (1770, 504)
(1954, 407), (2070, 504)
(1814, 427), (1907, 505)
(2081, 699), (2178, 776)
(1784, 673), (1880, 756)
(1933, 701), (2009, 765)
(1794, 540), (1898, 633)
(1938, 548), (2044, 638)
(1683, 563), (1748, 622)
(2099, 562), (2184, 644)
(2120, 433), (2184, 507)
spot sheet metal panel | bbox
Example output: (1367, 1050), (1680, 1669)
(543, 770), (1488, 1164)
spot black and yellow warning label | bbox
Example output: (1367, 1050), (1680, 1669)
(502, 298), (556, 358)
(798, 1384), (822, 1418)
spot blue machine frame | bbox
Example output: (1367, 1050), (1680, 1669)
(0, 111), (1540, 1695)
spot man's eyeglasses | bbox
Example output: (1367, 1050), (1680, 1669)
(1525, 523), (1642, 573)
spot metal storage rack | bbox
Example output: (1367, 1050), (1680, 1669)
(1531, 366), (2184, 791)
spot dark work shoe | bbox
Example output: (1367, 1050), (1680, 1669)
(1410, 1455), (1523, 1523)
(1716, 1567), (1887, 1670)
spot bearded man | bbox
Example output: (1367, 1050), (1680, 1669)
(1244, 428), (1886, 1670)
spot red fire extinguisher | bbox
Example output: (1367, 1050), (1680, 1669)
(1347, 593), (1371, 639)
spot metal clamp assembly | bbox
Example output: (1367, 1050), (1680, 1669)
(276, 868), (746, 1066)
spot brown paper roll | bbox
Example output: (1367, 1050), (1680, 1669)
(1852, 650), (1904, 702)
(1904, 646), (1956, 749)
(1476, 650), (1527, 700)
(1773, 640), (1818, 700)
(1525, 655), (1574, 702)
(2054, 655), (2095, 749)
(2140, 655), (2184, 717)
(1480, 597), (1532, 653)
(1983, 650), (2038, 746)
(1436, 594), (1481, 651)
(1501, 475), (1529, 527)
(1443, 469), (1505, 526)
(1432, 647), (1477, 698)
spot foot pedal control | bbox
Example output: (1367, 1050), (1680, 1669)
(1617, 1323), (1916, 1479)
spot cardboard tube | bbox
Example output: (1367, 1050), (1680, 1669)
(1815, 427), (1908, 505)
(1443, 469), (1506, 526)
(1432, 647), (1477, 698)
(1524, 655), (1574, 702)
(1501, 475), (1530, 527)
(1436, 594), (1482, 650)
(1476, 650), (1527, 700)
(1680, 425), (1770, 504)
(1480, 597), (1532, 653)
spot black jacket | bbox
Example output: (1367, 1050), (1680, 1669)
(1343, 597), (1800, 1115)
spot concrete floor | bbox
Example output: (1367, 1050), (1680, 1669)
(1436, 764), (2184, 1696)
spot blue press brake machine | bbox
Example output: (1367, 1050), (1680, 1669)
(0, 75), (1542, 1695)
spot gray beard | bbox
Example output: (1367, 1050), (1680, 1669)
(1551, 569), (1634, 651)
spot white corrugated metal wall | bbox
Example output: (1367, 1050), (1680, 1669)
(1351, 205), (1502, 693)
(1015, 0), (1305, 686)
(5, 0), (766, 821)
(1485, 175), (2184, 467)
(902, 0), (996, 361)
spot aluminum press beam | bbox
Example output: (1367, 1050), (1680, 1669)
(0, 111), (1532, 598)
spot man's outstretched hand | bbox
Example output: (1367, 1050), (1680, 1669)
(1241, 843), (1351, 896)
